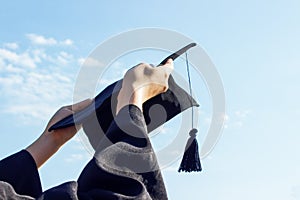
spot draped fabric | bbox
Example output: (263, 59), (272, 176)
(0, 105), (168, 200)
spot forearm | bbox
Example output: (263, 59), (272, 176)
(116, 87), (144, 115)
(25, 132), (60, 168)
(25, 99), (91, 168)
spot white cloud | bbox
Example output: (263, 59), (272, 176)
(78, 57), (104, 67)
(26, 33), (57, 45)
(57, 51), (74, 65)
(0, 48), (38, 69)
(4, 42), (19, 50)
(1, 70), (74, 122)
(5, 104), (55, 122)
(0, 37), (78, 124)
(223, 113), (230, 121)
(61, 39), (73, 46)
(110, 61), (127, 77)
(30, 48), (56, 64)
(0, 58), (5, 70)
(0, 74), (23, 86)
(77, 57), (85, 66)
(235, 110), (251, 118)
(222, 109), (252, 130)
(232, 109), (251, 128)
(26, 33), (74, 46)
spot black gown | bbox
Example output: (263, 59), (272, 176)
(0, 105), (168, 200)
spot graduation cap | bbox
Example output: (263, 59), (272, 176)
(49, 43), (202, 173)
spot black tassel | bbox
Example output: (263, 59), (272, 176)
(178, 128), (202, 172)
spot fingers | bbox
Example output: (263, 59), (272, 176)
(47, 99), (92, 132)
(51, 98), (92, 123)
(71, 98), (93, 112)
(158, 58), (174, 75)
(164, 58), (174, 69)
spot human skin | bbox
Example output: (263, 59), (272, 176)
(26, 59), (174, 168)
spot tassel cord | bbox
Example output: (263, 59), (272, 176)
(178, 52), (202, 172)
(185, 52), (194, 129)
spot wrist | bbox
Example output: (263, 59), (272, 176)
(117, 87), (144, 114)
(26, 132), (60, 168)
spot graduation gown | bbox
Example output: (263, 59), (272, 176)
(0, 105), (168, 200)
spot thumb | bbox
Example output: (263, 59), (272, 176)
(159, 58), (174, 75)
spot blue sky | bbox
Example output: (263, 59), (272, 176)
(1, 0), (300, 199)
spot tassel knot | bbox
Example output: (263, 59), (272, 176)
(189, 128), (197, 137)
(178, 128), (202, 173)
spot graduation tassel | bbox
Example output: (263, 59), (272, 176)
(178, 128), (202, 172)
(178, 53), (202, 173)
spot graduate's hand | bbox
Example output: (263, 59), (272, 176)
(45, 99), (93, 146)
(117, 59), (174, 113)
(26, 99), (92, 168)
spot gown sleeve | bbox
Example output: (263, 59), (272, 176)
(0, 105), (168, 200)
(76, 104), (168, 200)
(0, 150), (42, 198)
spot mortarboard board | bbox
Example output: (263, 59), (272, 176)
(49, 43), (202, 172)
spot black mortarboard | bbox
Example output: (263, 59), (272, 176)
(49, 43), (202, 172)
